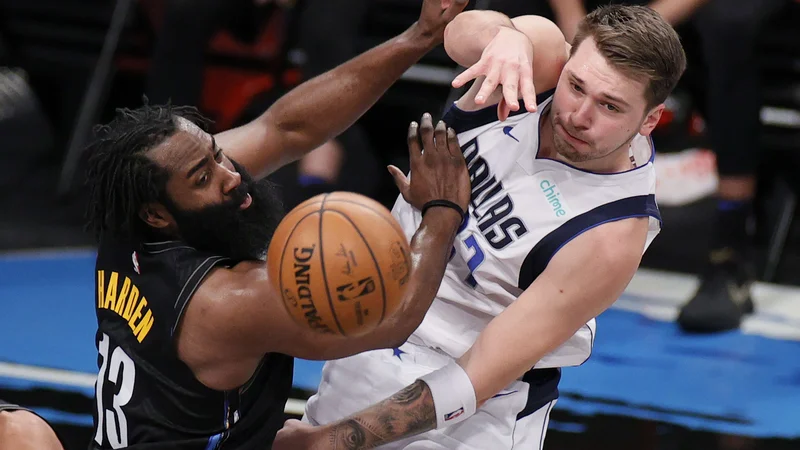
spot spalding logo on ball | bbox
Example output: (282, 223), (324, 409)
(267, 192), (411, 337)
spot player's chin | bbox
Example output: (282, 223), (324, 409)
(560, 147), (593, 163)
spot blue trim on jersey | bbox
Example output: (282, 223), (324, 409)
(201, 393), (230, 450)
(443, 88), (556, 134)
(516, 368), (561, 420)
(517, 195), (660, 290)
(205, 432), (223, 450)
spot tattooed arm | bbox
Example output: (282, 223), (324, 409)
(325, 381), (435, 449)
(272, 381), (435, 450)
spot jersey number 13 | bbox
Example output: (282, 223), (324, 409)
(94, 332), (136, 448)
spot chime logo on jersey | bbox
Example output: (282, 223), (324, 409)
(537, 174), (571, 218)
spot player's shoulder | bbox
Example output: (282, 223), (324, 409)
(443, 88), (555, 135)
(189, 260), (264, 312)
(175, 260), (271, 390)
(201, 259), (263, 289)
(580, 216), (650, 260)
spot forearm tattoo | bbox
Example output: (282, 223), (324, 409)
(326, 381), (436, 450)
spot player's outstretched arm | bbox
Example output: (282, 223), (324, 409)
(455, 217), (648, 404)
(174, 115), (470, 391)
(215, 0), (468, 180)
(272, 217), (649, 450)
(444, 11), (569, 120)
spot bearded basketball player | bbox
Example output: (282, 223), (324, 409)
(83, 1), (480, 448)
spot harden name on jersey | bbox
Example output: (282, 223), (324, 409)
(96, 269), (154, 343)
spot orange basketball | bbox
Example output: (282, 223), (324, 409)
(267, 192), (411, 337)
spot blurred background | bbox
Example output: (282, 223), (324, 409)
(0, 0), (798, 448)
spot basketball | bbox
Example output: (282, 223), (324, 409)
(267, 192), (412, 337)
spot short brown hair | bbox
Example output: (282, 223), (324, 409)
(571, 5), (687, 109)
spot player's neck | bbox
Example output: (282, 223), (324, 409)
(539, 110), (635, 174)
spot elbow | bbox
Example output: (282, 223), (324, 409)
(443, 18), (472, 67)
(444, 11), (513, 68)
(388, 306), (429, 348)
(260, 108), (294, 139)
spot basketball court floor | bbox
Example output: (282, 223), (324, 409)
(1, 248), (799, 449)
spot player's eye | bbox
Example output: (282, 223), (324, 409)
(196, 172), (209, 186)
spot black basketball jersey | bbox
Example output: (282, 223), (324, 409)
(90, 237), (294, 450)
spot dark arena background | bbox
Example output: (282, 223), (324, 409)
(1, 0), (799, 449)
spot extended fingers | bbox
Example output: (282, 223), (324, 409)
(519, 61), (537, 112)
(445, 127), (463, 160)
(420, 113), (435, 156)
(475, 63), (501, 104)
(407, 121), (422, 161)
(387, 165), (411, 198)
(432, 120), (448, 158)
(501, 72), (520, 112)
(452, 61), (485, 89)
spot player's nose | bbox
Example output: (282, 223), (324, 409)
(571, 99), (592, 129)
(221, 166), (242, 195)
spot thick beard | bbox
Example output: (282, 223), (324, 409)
(165, 159), (285, 261)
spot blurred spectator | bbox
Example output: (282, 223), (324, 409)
(677, 0), (790, 332)
(145, 0), (278, 107)
(485, 0), (704, 43)
(144, 0), (380, 210)
(544, 0), (706, 43)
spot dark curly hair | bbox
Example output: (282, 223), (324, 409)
(84, 101), (212, 241)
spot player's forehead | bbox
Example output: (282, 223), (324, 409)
(146, 117), (213, 176)
(565, 38), (648, 105)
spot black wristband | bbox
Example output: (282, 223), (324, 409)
(422, 199), (467, 224)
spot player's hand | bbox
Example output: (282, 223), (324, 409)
(414, 0), (469, 46)
(388, 113), (470, 216)
(273, 419), (325, 450)
(452, 26), (537, 121)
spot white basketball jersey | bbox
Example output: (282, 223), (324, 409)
(392, 91), (662, 369)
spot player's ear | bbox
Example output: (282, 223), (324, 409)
(638, 103), (665, 137)
(139, 203), (174, 230)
